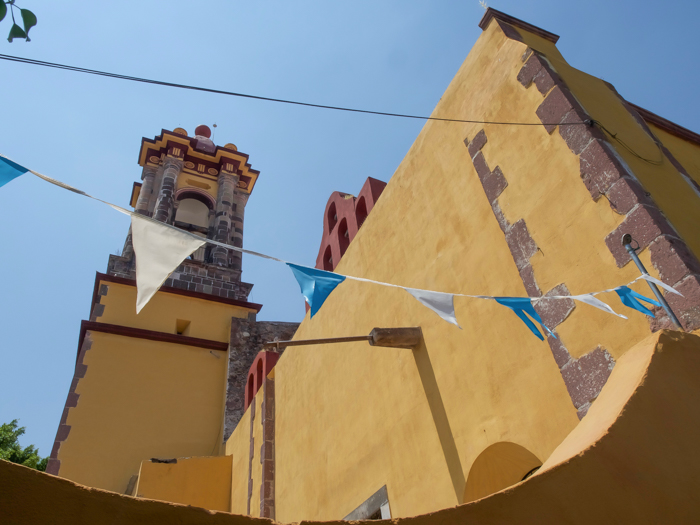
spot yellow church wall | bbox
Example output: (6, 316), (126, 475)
(646, 123), (700, 186)
(271, 25), (581, 521)
(510, 29), (700, 260)
(56, 331), (228, 494)
(134, 456), (232, 512)
(96, 280), (254, 342)
(5, 333), (700, 523)
(248, 387), (265, 517)
(264, 21), (696, 521)
(225, 403), (252, 515)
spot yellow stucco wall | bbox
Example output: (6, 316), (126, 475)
(252, 20), (699, 521)
(268, 24), (583, 522)
(226, 403), (251, 515)
(6, 333), (700, 523)
(135, 456), (232, 512)
(248, 387), (265, 517)
(97, 280), (254, 342)
(57, 330), (228, 493)
(646, 123), (700, 187)
(510, 29), (700, 261)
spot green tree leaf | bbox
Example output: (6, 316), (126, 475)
(20, 9), (37, 36)
(8, 23), (27, 43)
(0, 3), (7, 24)
(0, 420), (47, 470)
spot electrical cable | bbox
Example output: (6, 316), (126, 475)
(591, 119), (664, 166)
(0, 55), (666, 165)
(0, 53), (588, 127)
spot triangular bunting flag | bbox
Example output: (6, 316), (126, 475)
(571, 294), (627, 319)
(494, 297), (554, 341)
(0, 156), (29, 188)
(131, 214), (207, 313)
(287, 263), (346, 318)
(639, 274), (683, 296)
(614, 286), (661, 317)
(405, 288), (461, 328)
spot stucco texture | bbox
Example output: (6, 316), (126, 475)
(56, 330), (228, 493)
(97, 280), (254, 342)
(136, 456), (232, 511)
(262, 21), (698, 520)
(4, 330), (700, 523)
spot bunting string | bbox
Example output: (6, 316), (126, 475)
(0, 154), (680, 338)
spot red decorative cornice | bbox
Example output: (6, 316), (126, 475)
(77, 320), (229, 359)
(137, 129), (260, 194)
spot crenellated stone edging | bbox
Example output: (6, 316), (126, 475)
(517, 46), (700, 332)
(465, 127), (614, 419)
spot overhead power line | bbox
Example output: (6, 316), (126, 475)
(0, 53), (587, 127)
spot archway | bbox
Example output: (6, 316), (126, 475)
(464, 442), (542, 503)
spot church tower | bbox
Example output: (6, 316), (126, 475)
(110, 124), (257, 299)
(46, 126), (298, 495)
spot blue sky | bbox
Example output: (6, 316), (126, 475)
(1, 0), (698, 456)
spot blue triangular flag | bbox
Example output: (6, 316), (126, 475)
(614, 286), (661, 317)
(0, 156), (29, 188)
(494, 297), (555, 341)
(288, 263), (346, 318)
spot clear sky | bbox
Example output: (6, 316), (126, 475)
(1, 0), (698, 456)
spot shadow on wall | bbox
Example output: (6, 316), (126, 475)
(463, 442), (542, 503)
(411, 339), (466, 502)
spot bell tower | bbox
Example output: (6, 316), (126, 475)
(108, 124), (259, 300)
(46, 125), (298, 493)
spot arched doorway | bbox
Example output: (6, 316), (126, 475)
(464, 442), (542, 503)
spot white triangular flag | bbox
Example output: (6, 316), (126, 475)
(639, 274), (683, 296)
(572, 294), (627, 319)
(131, 215), (207, 313)
(405, 288), (461, 328)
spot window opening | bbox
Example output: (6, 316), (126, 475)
(343, 485), (390, 521)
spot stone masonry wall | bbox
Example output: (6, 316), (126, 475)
(107, 254), (253, 302)
(224, 319), (299, 441)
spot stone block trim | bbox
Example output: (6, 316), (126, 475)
(560, 347), (615, 419)
(604, 205), (677, 267)
(246, 399), (255, 516)
(90, 284), (109, 322)
(259, 377), (275, 519)
(465, 128), (615, 419)
(46, 334), (93, 476)
(517, 48), (700, 331)
(107, 255), (253, 302)
(224, 320), (299, 441)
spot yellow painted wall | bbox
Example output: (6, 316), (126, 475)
(254, 20), (699, 521)
(97, 280), (254, 342)
(135, 456), (232, 512)
(646, 123), (700, 187)
(248, 387), (265, 517)
(223, 376), (268, 516)
(509, 28), (700, 261)
(225, 403), (251, 514)
(5, 333), (700, 523)
(57, 330), (228, 493)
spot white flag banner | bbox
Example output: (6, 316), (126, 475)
(131, 214), (207, 313)
(405, 288), (461, 328)
(572, 294), (627, 319)
(639, 274), (683, 296)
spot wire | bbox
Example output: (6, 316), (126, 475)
(591, 119), (664, 166)
(0, 53), (588, 127)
